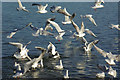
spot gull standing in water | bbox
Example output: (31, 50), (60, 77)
(47, 42), (60, 59)
(9, 41), (31, 60)
(7, 23), (32, 38)
(48, 19), (65, 41)
(110, 24), (120, 30)
(32, 3), (48, 13)
(84, 14), (97, 26)
(64, 70), (69, 79)
(55, 60), (63, 70)
(17, 0), (29, 12)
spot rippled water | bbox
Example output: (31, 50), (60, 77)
(2, 2), (120, 79)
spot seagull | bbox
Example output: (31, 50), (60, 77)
(96, 64), (109, 78)
(28, 47), (46, 69)
(92, 1), (104, 10)
(47, 19), (65, 41)
(105, 58), (116, 65)
(9, 41), (31, 60)
(111, 24), (120, 30)
(108, 66), (117, 78)
(44, 17), (56, 31)
(93, 44), (109, 57)
(84, 40), (99, 54)
(71, 21), (85, 38)
(57, 8), (71, 16)
(7, 23), (32, 38)
(47, 42), (60, 59)
(32, 3), (48, 13)
(55, 60), (63, 70)
(17, 0), (29, 12)
(84, 14), (97, 26)
(62, 13), (76, 25)
(50, 5), (61, 13)
(29, 24), (54, 37)
(64, 70), (69, 79)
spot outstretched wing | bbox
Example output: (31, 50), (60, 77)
(9, 42), (23, 50)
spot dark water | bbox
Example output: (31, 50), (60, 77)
(2, 2), (120, 79)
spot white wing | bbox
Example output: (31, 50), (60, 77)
(18, 0), (23, 8)
(88, 17), (97, 26)
(48, 20), (64, 33)
(9, 42), (23, 50)
(85, 29), (97, 37)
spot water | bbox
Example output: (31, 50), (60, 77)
(2, 2), (120, 79)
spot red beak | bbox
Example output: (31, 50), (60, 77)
(58, 40), (60, 42)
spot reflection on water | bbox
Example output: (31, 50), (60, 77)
(2, 2), (120, 79)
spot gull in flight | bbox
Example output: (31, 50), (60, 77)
(71, 21), (85, 38)
(110, 24), (120, 30)
(84, 40), (99, 54)
(17, 0), (29, 12)
(47, 42), (60, 59)
(57, 8), (71, 16)
(55, 60), (63, 70)
(50, 5), (62, 13)
(64, 70), (69, 79)
(29, 23), (54, 37)
(62, 13), (76, 25)
(7, 23), (32, 38)
(92, 0), (104, 10)
(9, 41), (31, 60)
(47, 19), (65, 41)
(44, 17), (56, 31)
(84, 14), (97, 26)
(27, 47), (46, 69)
(32, 3), (48, 13)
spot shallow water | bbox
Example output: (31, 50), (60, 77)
(2, 2), (120, 79)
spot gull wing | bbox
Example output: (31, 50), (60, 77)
(93, 44), (108, 57)
(7, 31), (16, 38)
(88, 17), (97, 26)
(80, 21), (85, 33)
(48, 20), (64, 33)
(87, 40), (99, 50)
(57, 8), (71, 16)
(30, 24), (38, 32)
(9, 42), (23, 50)
(18, 0), (23, 8)
(85, 29), (97, 37)
(71, 20), (80, 33)
(42, 4), (48, 10)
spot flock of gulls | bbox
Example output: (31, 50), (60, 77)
(6, 0), (120, 79)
